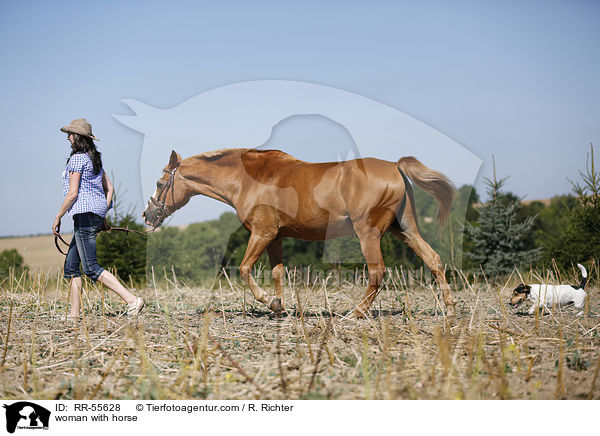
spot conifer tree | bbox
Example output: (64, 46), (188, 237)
(464, 158), (541, 276)
(96, 182), (147, 284)
(547, 143), (600, 267)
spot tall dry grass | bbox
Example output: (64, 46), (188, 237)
(0, 264), (599, 400)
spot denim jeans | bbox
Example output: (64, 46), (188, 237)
(64, 212), (105, 281)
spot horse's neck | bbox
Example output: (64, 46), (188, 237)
(181, 152), (244, 208)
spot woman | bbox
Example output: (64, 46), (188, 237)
(52, 118), (144, 319)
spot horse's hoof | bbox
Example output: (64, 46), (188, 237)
(351, 308), (369, 319)
(268, 297), (282, 313)
(445, 304), (457, 323)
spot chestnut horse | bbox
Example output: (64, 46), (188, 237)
(143, 148), (457, 317)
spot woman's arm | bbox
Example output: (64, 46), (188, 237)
(52, 171), (81, 235)
(102, 172), (114, 209)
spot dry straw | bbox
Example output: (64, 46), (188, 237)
(0, 265), (598, 399)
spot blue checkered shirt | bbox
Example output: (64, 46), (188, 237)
(62, 153), (110, 218)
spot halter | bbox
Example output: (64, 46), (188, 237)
(148, 162), (181, 226)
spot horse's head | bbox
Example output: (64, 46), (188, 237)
(143, 150), (185, 228)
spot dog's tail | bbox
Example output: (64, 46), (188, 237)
(576, 263), (588, 290)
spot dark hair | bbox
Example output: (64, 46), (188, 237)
(69, 134), (102, 174)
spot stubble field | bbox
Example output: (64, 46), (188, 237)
(0, 265), (599, 400)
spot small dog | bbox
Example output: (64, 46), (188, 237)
(510, 263), (588, 315)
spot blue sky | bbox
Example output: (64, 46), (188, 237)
(1, 0), (599, 236)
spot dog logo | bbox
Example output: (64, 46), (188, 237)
(3, 402), (50, 433)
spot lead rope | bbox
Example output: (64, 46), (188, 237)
(54, 225), (148, 256)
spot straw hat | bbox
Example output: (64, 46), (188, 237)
(60, 118), (100, 141)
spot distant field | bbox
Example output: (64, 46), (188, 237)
(0, 234), (71, 273)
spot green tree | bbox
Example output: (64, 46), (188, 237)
(97, 213), (147, 284)
(0, 248), (28, 279)
(546, 144), (600, 267)
(146, 226), (182, 280)
(531, 195), (576, 264)
(464, 161), (541, 276)
(143, 186), (486, 285)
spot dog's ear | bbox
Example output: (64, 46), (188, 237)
(512, 284), (531, 296)
(512, 284), (526, 295)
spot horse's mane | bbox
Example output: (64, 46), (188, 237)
(194, 148), (237, 161)
(244, 148), (297, 160)
(194, 148), (297, 162)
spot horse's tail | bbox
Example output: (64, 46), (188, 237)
(397, 156), (455, 227)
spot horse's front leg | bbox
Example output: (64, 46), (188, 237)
(239, 232), (281, 313)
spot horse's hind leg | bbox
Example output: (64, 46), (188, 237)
(390, 223), (457, 316)
(353, 228), (386, 318)
(240, 232), (280, 312)
(266, 238), (284, 313)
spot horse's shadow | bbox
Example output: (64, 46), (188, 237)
(203, 307), (404, 320)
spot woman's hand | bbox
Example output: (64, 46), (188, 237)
(52, 217), (61, 236)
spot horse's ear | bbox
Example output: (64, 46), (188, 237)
(168, 150), (182, 169)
